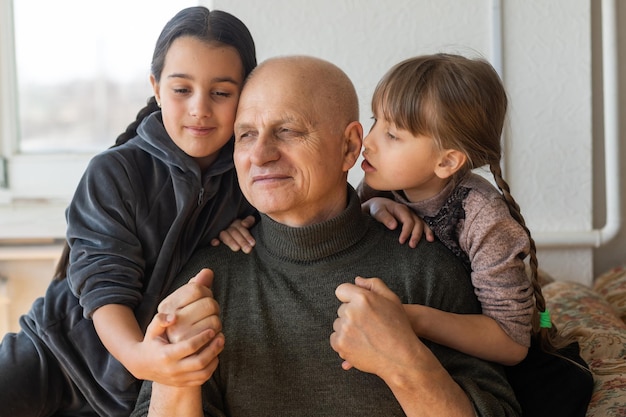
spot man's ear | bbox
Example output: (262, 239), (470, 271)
(342, 121), (363, 172)
(434, 149), (467, 179)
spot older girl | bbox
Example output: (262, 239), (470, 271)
(0, 7), (256, 416)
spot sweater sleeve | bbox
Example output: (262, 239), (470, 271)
(432, 345), (521, 417)
(460, 195), (534, 347)
(415, 240), (522, 417)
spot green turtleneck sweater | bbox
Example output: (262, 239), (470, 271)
(132, 187), (520, 417)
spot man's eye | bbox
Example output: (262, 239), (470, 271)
(277, 128), (303, 138)
(236, 131), (254, 140)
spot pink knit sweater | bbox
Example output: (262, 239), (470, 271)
(358, 172), (534, 347)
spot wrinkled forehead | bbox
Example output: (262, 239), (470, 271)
(235, 75), (317, 129)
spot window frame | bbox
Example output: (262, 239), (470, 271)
(0, 1), (210, 240)
(0, 0), (92, 204)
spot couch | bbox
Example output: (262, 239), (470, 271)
(543, 266), (626, 417)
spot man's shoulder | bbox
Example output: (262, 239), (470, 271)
(365, 216), (469, 275)
(189, 242), (246, 268)
(170, 243), (248, 291)
(365, 217), (476, 312)
(367, 216), (460, 258)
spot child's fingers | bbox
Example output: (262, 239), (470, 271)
(170, 328), (218, 360)
(171, 333), (225, 386)
(218, 222), (256, 253)
(401, 218), (424, 248)
(228, 218), (256, 246)
(240, 215), (256, 228)
(423, 223), (435, 243)
(218, 230), (242, 252)
(145, 312), (175, 343)
(363, 200), (398, 230)
(166, 296), (221, 344)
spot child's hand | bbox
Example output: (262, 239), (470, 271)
(136, 269), (224, 387)
(210, 215), (256, 253)
(160, 269), (221, 344)
(362, 197), (434, 247)
(142, 311), (223, 387)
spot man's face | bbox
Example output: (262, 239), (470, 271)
(233, 71), (351, 227)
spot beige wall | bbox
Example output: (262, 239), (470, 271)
(0, 253), (61, 336)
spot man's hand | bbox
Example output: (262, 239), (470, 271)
(330, 277), (427, 378)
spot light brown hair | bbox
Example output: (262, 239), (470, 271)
(373, 53), (567, 353)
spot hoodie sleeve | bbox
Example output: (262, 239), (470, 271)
(65, 151), (145, 318)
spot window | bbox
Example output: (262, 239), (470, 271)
(0, 0), (200, 202)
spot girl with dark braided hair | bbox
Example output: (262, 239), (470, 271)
(0, 6), (257, 416)
(358, 53), (593, 417)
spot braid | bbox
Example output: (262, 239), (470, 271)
(489, 163), (574, 353)
(114, 96), (160, 147)
(53, 241), (70, 280)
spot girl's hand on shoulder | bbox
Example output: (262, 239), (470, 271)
(362, 197), (434, 247)
(210, 215), (256, 253)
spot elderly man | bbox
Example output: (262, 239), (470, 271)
(131, 56), (520, 417)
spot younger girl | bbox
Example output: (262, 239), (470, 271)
(0, 7), (256, 417)
(358, 53), (593, 417)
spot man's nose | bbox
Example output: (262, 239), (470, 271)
(249, 132), (280, 165)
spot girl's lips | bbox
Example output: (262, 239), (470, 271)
(361, 158), (375, 173)
(186, 126), (216, 136)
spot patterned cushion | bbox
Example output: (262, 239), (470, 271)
(586, 372), (626, 417)
(543, 281), (626, 361)
(543, 279), (626, 417)
(593, 266), (626, 323)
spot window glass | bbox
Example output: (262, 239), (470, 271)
(13, 0), (197, 154)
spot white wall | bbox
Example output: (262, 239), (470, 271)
(593, 0), (626, 277)
(212, 0), (602, 283)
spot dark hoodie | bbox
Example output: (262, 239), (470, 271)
(19, 111), (254, 416)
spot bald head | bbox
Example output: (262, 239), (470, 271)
(233, 55), (363, 226)
(244, 56), (360, 132)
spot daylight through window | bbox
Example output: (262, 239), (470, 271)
(13, 0), (197, 154)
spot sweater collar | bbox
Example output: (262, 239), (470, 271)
(391, 172), (469, 218)
(256, 186), (368, 263)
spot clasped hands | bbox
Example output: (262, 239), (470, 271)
(148, 269), (426, 387)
